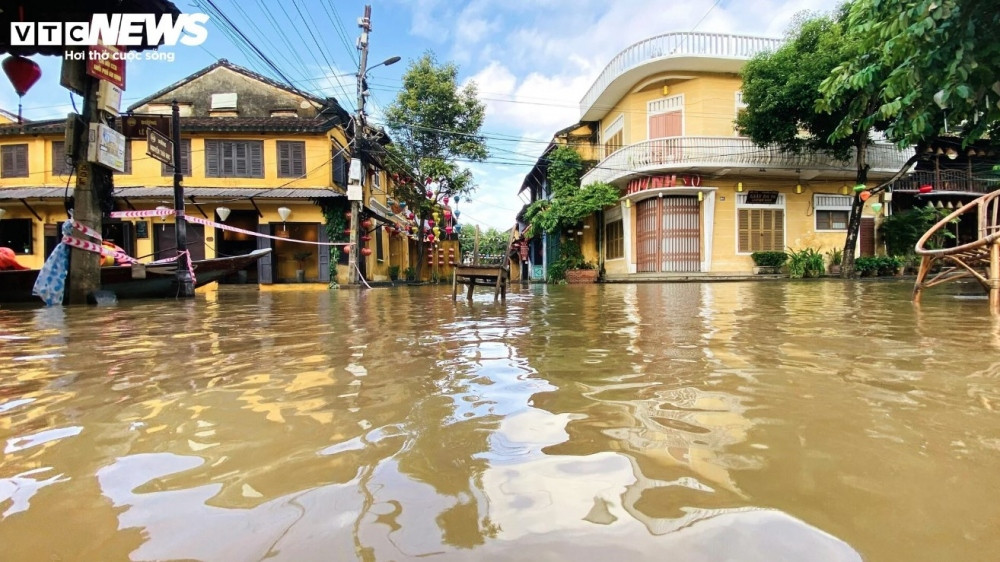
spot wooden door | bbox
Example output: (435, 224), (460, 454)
(660, 196), (700, 272)
(860, 217), (876, 257)
(636, 199), (660, 272)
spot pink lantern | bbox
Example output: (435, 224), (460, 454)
(445, 226), (453, 235)
(443, 196), (449, 205)
(443, 210), (452, 219)
(428, 219), (435, 227)
(426, 190), (433, 198)
(427, 234), (436, 243)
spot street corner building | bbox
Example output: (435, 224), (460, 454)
(518, 31), (929, 281)
(0, 59), (419, 287)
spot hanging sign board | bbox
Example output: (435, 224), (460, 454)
(146, 129), (174, 167)
(745, 190), (779, 204)
(86, 45), (126, 90)
(121, 114), (170, 139)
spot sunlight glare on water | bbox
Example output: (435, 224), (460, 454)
(2, 281), (1000, 561)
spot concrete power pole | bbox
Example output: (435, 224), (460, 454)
(349, 5), (372, 285)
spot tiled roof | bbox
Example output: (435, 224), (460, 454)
(0, 119), (65, 136)
(0, 186), (345, 200)
(126, 59), (326, 111)
(0, 117), (343, 137)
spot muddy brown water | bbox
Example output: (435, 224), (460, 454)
(2, 281), (999, 561)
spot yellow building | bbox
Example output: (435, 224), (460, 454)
(521, 32), (914, 279)
(0, 60), (413, 285)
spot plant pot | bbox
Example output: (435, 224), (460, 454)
(565, 269), (598, 284)
(295, 270), (305, 283)
(828, 265), (841, 275)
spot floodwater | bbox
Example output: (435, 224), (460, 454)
(1, 281), (999, 562)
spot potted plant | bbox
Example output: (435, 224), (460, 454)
(292, 251), (312, 283)
(750, 251), (787, 274)
(388, 265), (400, 282)
(404, 266), (417, 282)
(826, 247), (843, 275)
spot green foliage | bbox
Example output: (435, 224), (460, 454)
(737, 14), (859, 160)
(827, 246), (843, 265)
(523, 147), (620, 235)
(786, 248), (826, 279)
(382, 52), (489, 276)
(315, 197), (350, 285)
(458, 226), (510, 259)
(750, 251), (788, 267)
(820, 0), (1000, 147)
(387, 265), (400, 280)
(546, 238), (593, 283)
(879, 205), (957, 255)
(403, 266), (417, 282)
(855, 255), (904, 277)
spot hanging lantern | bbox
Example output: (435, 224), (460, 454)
(443, 196), (449, 205)
(455, 210), (461, 218)
(433, 226), (440, 237)
(428, 219), (435, 227)
(443, 209), (452, 220)
(361, 247), (373, 256)
(453, 196), (460, 204)
(427, 234), (435, 243)
(361, 234), (371, 242)
(919, 184), (933, 194)
(361, 218), (374, 230)
(454, 224), (462, 233)
(445, 226), (453, 235)
(859, 191), (871, 202)
(426, 190), (433, 198)
(852, 184), (866, 193)
(399, 201), (407, 208)
(407, 211), (414, 220)
(2, 55), (41, 124)
(871, 203), (883, 213)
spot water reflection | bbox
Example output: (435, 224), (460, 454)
(2, 281), (999, 560)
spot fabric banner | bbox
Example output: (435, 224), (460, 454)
(109, 209), (175, 218)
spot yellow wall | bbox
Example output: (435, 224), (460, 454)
(595, 72), (743, 146)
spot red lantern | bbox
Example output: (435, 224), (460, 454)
(3, 55), (41, 124)
(428, 219), (435, 227)
(445, 226), (453, 235)
(361, 219), (374, 229)
(426, 190), (433, 199)
(859, 191), (871, 202)
(443, 196), (449, 205)
(361, 247), (373, 256)
(427, 234), (436, 243)
(443, 210), (452, 219)
(361, 234), (371, 242)
(919, 184), (933, 194)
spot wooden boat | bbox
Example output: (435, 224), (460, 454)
(0, 249), (271, 304)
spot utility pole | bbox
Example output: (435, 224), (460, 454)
(349, 5), (372, 285)
(172, 100), (194, 297)
(67, 75), (108, 304)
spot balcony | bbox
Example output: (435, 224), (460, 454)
(888, 169), (997, 195)
(580, 137), (915, 186)
(580, 32), (782, 121)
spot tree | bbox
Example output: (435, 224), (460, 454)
(458, 226), (510, 262)
(736, 11), (911, 277)
(821, 0), (1000, 148)
(523, 146), (620, 280)
(382, 52), (488, 274)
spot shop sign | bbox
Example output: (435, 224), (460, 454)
(627, 174), (702, 194)
(745, 190), (779, 204)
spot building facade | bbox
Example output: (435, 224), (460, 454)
(523, 32), (915, 280)
(0, 60), (416, 285)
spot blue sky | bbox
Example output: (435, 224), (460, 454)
(3, 0), (842, 230)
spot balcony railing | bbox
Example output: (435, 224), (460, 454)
(580, 32), (782, 118)
(889, 169), (998, 194)
(580, 137), (914, 186)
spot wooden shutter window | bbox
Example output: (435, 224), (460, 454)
(205, 140), (220, 177)
(52, 141), (71, 176)
(277, 141), (303, 178)
(250, 141), (263, 178)
(2, 144), (28, 178)
(738, 209), (750, 253)
(162, 139), (191, 176)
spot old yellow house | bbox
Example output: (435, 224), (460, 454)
(0, 60), (413, 285)
(521, 32), (914, 280)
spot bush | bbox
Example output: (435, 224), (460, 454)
(751, 251), (788, 268)
(854, 256), (879, 276)
(388, 265), (400, 280)
(786, 248), (825, 278)
(403, 266), (417, 281)
(855, 256), (904, 277)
